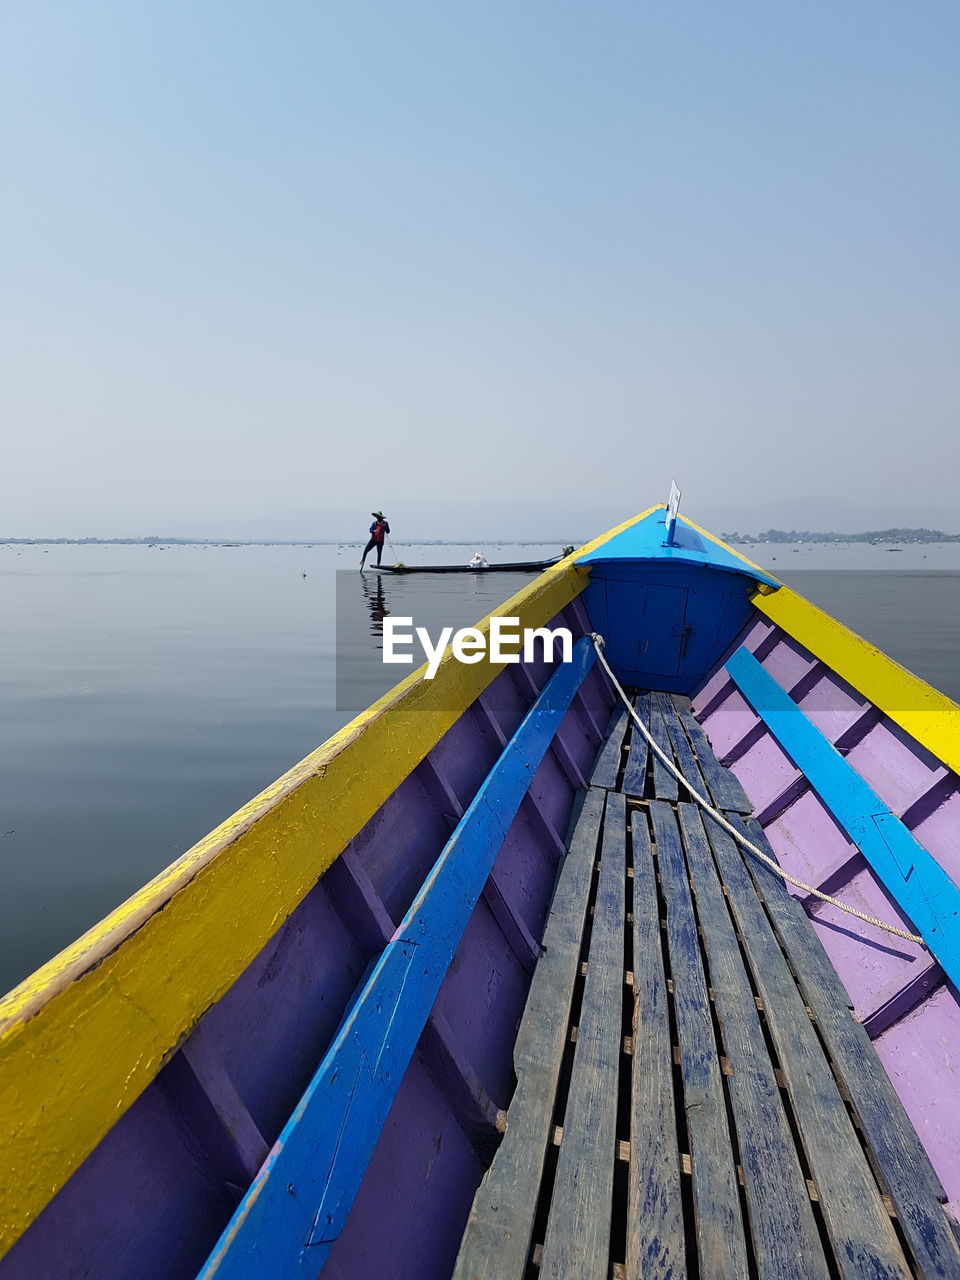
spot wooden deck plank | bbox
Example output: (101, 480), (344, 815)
(626, 809), (685, 1279)
(676, 803), (830, 1278)
(453, 788), (605, 1280)
(673, 697), (752, 813)
(702, 811), (913, 1280)
(620, 699), (649, 798)
(732, 815), (960, 1278)
(460, 689), (955, 1280)
(658, 693), (710, 801)
(648, 800), (747, 1277)
(646, 698), (679, 802)
(589, 706), (628, 790)
(540, 791), (626, 1279)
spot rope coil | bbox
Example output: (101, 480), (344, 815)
(589, 633), (924, 948)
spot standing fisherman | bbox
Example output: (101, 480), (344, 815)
(360, 510), (390, 569)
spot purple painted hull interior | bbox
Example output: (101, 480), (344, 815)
(4, 513), (959, 1278)
(2, 602), (615, 1280)
(693, 613), (960, 1219)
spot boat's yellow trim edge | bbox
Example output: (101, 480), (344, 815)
(676, 518), (960, 770)
(754, 585), (960, 778)
(0, 508), (653, 1257)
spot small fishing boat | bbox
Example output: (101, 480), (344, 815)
(2, 503), (959, 1278)
(373, 549), (573, 574)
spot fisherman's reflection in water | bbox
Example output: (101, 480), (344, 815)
(362, 574), (391, 642)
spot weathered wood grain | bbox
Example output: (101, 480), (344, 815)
(649, 800), (747, 1277)
(626, 808), (685, 1279)
(673, 697), (752, 813)
(677, 803), (829, 1278)
(589, 706), (628, 790)
(620, 699), (649, 798)
(540, 791), (626, 1279)
(645, 698), (679, 802)
(703, 812), (912, 1279)
(453, 788), (605, 1280)
(659, 693), (709, 801)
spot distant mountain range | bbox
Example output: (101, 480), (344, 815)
(723, 528), (960, 544)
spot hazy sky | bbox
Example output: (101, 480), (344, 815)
(2, 3), (958, 540)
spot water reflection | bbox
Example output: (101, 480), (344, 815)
(361, 572), (391, 643)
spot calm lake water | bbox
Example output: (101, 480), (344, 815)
(1, 538), (958, 995)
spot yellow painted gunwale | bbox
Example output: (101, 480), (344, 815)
(754, 583), (960, 779)
(688, 521), (960, 772)
(0, 507), (656, 1257)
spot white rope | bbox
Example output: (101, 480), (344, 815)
(589, 633), (925, 948)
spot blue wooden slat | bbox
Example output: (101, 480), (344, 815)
(726, 646), (960, 989)
(198, 637), (596, 1279)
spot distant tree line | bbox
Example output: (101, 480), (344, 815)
(0, 536), (572, 546)
(0, 536), (190, 545)
(723, 528), (960, 544)
(0, 537), (311, 545)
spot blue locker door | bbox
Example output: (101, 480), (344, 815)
(634, 584), (689, 678)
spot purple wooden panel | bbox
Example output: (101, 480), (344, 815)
(796, 670), (870, 742)
(350, 771), (460, 922)
(803, 865), (929, 1021)
(513, 648), (555, 695)
(424, 708), (499, 811)
(700, 688), (761, 759)
(194, 880), (371, 1143)
(845, 720), (945, 815)
(873, 982), (960, 1219)
(324, 1053), (485, 1280)
(742, 616), (776, 652)
(759, 636), (817, 692)
(0, 1073), (235, 1280)
(432, 901), (529, 1108)
(691, 667), (734, 718)
(526, 747), (577, 852)
(578, 659), (616, 731)
(317, 669), (599, 1276)
(484, 798), (557, 941)
(556, 600), (588, 646)
(479, 663), (533, 740)
(729, 734), (801, 813)
(692, 617), (773, 714)
(305, 663), (599, 1274)
(911, 788), (960, 886)
(552, 695), (603, 782)
(762, 790), (856, 890)
(694, 608), (960, 1216)
(176, 1027), (268, 1181)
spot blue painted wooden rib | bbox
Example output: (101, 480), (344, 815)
(198, 636), (596, 1279)
(726, 646), (960, 989)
